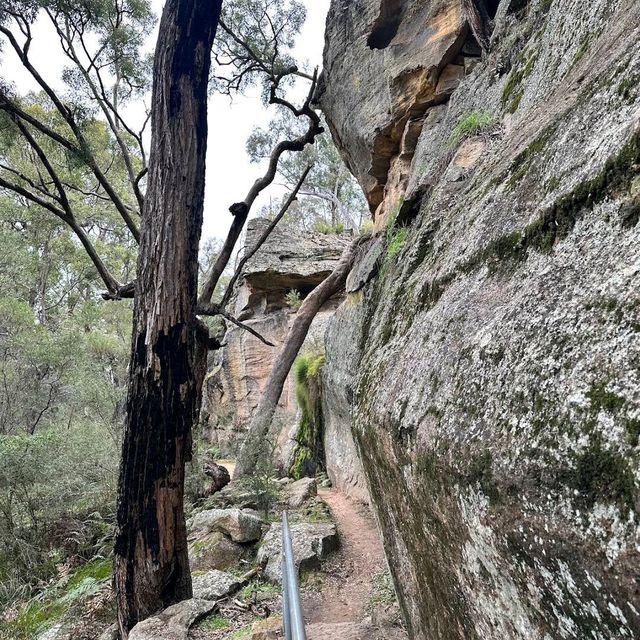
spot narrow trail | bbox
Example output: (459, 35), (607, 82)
(302, 489), (403, 640)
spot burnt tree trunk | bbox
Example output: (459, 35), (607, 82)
(114, 1), (222, 636)
(234, 237), (366, 479)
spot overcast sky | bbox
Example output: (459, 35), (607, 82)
(2, 0), (331, 243)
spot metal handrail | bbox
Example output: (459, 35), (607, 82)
(281, 511), (307, 640)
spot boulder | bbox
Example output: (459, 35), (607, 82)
(202, 459), (231, 495)
(287, 477), (317, 508)
(192, 569), (241, 601)
(256, 522), (338, 583)
(97, 625), (118, 640)
(129, 599), (217, 640)
(214, 484), (267, 510)
(190, 508), (263, 543)
(188, 531), (243, 572)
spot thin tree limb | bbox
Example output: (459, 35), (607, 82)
(218, 165), (312, 310)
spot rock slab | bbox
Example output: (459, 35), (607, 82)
(257, 522), (339, 582)
(192, 569), (241, 601)
(190, 508), (263, 543)
(129, 599), (216, 640)
(287, 477), (317, 508)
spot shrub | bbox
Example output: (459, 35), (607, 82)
(386, 228), (408, 261)
(290, 352), (325, 480)
(312, 220), (345, 235)
(0, 426), (117, 607)
(285, 289), (302, 310)
(237, 446), (279, 518)
(448, 110), (495, 146)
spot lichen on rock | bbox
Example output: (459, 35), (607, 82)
(319, 0), (640, 637)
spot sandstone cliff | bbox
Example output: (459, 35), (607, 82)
(319, 0), (640, 638)
(202, 218), (350, 464)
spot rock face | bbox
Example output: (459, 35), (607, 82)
(321, 0), (640, 639)
(202, 218), (351, 457)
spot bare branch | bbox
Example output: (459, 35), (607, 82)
(198, 74), (323, 306)
(218, 164), (312, 310)
(196, 302), (275, 347)
(0, 21), (141, 242)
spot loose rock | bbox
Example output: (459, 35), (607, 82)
(256, 522), (338, 582)
(202, 459), (231, 495)
(192, 569), (241, 600)
(190, 508), (263, 543)
(129, 598), (216, 640)
(188, 531), (243, 572)
(287, 477), (317, 508)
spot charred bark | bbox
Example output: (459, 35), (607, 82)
(113, 1), (221, 636)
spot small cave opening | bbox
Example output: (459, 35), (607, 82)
(367, 0), (404, 50)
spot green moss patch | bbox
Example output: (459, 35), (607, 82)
(290, 352), (326, 480)
(575, 439), (635, 513)
(587, 383), (625, 413)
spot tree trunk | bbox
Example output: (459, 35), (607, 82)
(113, 1), (221, 637)
(234, 237), (366, 479)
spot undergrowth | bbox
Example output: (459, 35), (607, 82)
(448, 111), (494, 146)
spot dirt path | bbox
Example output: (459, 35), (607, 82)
(302, 489), (405, 639)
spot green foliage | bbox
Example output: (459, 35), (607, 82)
(237, 448), (279, 518)
(247, 112), (367, 231)
(0, 556), (112, 639)
(360, 220), (374, 234)
(195, 614), (231, 631)
(448, 111), (494, 146)
(240, 579), (281, 600)
(290, 352), (325, 480)
(212, 0), (306, 97)
(0, 427), (118, 605)
(285, 289), (303, 310)
(312, 220), (345, 235)
(386, 228), (408, 261)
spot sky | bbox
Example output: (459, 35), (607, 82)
(2, 0), (331, 243)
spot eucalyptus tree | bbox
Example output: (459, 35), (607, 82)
(247, 111), (368, 230)
(0, 0), (223, 635)
(0, 0), (333, 634)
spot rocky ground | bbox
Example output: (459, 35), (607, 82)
(180, 468), (407, 640)
(26, 463), (406, 640)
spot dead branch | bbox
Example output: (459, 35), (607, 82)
(198, 73), (323, 307)
(218, 164), (312, 310)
